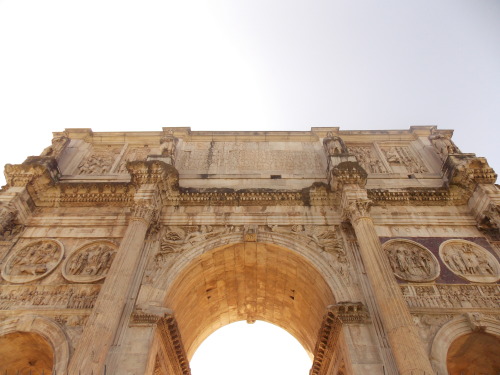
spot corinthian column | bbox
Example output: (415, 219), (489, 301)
(341, 187), (435, 375)
(69, 161), (178, 375)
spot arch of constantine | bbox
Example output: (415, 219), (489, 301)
(0, 126), (499, 374)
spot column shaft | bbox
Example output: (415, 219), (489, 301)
(351, 216), (434, 375)
(68, 214), (151, 374)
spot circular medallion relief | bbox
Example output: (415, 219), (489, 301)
(1, 240), (64, 283)
(62, 241), (117, 283)
(383, 239), (440, 282)
(439, 240), (500, 283)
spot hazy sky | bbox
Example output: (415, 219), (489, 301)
(0, 1), (499, 373)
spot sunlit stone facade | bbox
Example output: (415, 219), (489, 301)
(0, 126), (499, 374)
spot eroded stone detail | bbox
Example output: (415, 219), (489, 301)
(1, 240), (64, 283)
(0, 284), (100, 309)
(412, 314), (455, 352)
(62, 241), (118, 283)
(384, 240), (440, 282)
(348, 146), (387, 173)
(40, 135), (70, 159)
(77, 146), (122, 175)
(381, 146), (428, 173)
(439, 240), (500, 283)
(429, 130), (460, 161)
(116, 146), (151, 174)
(401, 284), (500, 309)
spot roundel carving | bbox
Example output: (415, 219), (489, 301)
(1, 240), (64, 283)
(62, 241), (117, 283)
(439, 240), (500, 283)
(383, 239), (440, 282)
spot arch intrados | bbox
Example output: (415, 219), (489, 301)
(158, 231), (355, 302)
(0, 316), (70, 375)
(164, 241), (338, 358)
(430, 315), (500, 375)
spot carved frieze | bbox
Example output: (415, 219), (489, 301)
(401, 284), (500, 309)
(77, 145), (122, 175)
(348, 146), (387, 173)
(439, 240), (500, 283)
(1, 240), (64, 283)
(383, 239), (440, 282)
(381, 146), (428, 174)
(116, 146), (152, 174)
(0, 284), (100, 310)
(62, 241), (118, 283)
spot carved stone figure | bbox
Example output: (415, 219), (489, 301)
(159, 136), (177, 158)
(440, 240), (500, 283)
(1, 240), (64, 283)
(429, 132), (460, 161)
(63, 241), (118, 283)
(348, 146), (387, 173)
(40, 135), (69, 158)
(323, 134), (347, 156)
(78, 147), (121, 175)
(382, 146), (428, 173)
(117, 147), (151, 174)
(384, 240), (440, 282)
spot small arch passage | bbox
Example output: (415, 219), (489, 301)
(0, 331), (54, 374)
(166, 242), (336, 358)
(446, 332), (500, 375)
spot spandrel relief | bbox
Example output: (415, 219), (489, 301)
(440, 240), (500, 283)
(384, 239), (440, 282)
(62, 241), (118, 283)
(77, 146), (122, 175)
(381, 146), (428, 174)
(348, 146), (387, 173)
(116, 146), (151, 174)
(1, 240), (64, 283)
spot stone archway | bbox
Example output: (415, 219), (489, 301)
(147, 238), (357, 375)
(0, 316), (70, 375)
(166, 242), (337, 358)
(430, 314), (500, 375)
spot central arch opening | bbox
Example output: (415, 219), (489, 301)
(165, 241), (336, 361)
(190, 320), (312, 374)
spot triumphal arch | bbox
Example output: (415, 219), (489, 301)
(0, 126), (499, 375)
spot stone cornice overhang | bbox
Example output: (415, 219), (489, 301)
(3, 152), (495, 208)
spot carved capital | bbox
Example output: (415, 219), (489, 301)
(4, 157), (59, 189)
(328, 302), (369, 324)
(127, 160), (179, 193)
(130, 306), (173, 326)
(341, 198), (372, 223)
(131, 202), (158, 225)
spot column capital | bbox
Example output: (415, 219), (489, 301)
(130, 201), (159, 225)
(341, 189), (372, 223)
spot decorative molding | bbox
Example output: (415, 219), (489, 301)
(157, 314), (191, 375)
(401, 284), (499, 310)
(329, 302), (369, 324)
(0, 284), (101, 310)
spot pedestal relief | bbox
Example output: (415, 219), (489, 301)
(383, 239), (440, 282)
(62, 241), (118, 283)
(1, 240), (64, 283)
(439, 240), (500, 283)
